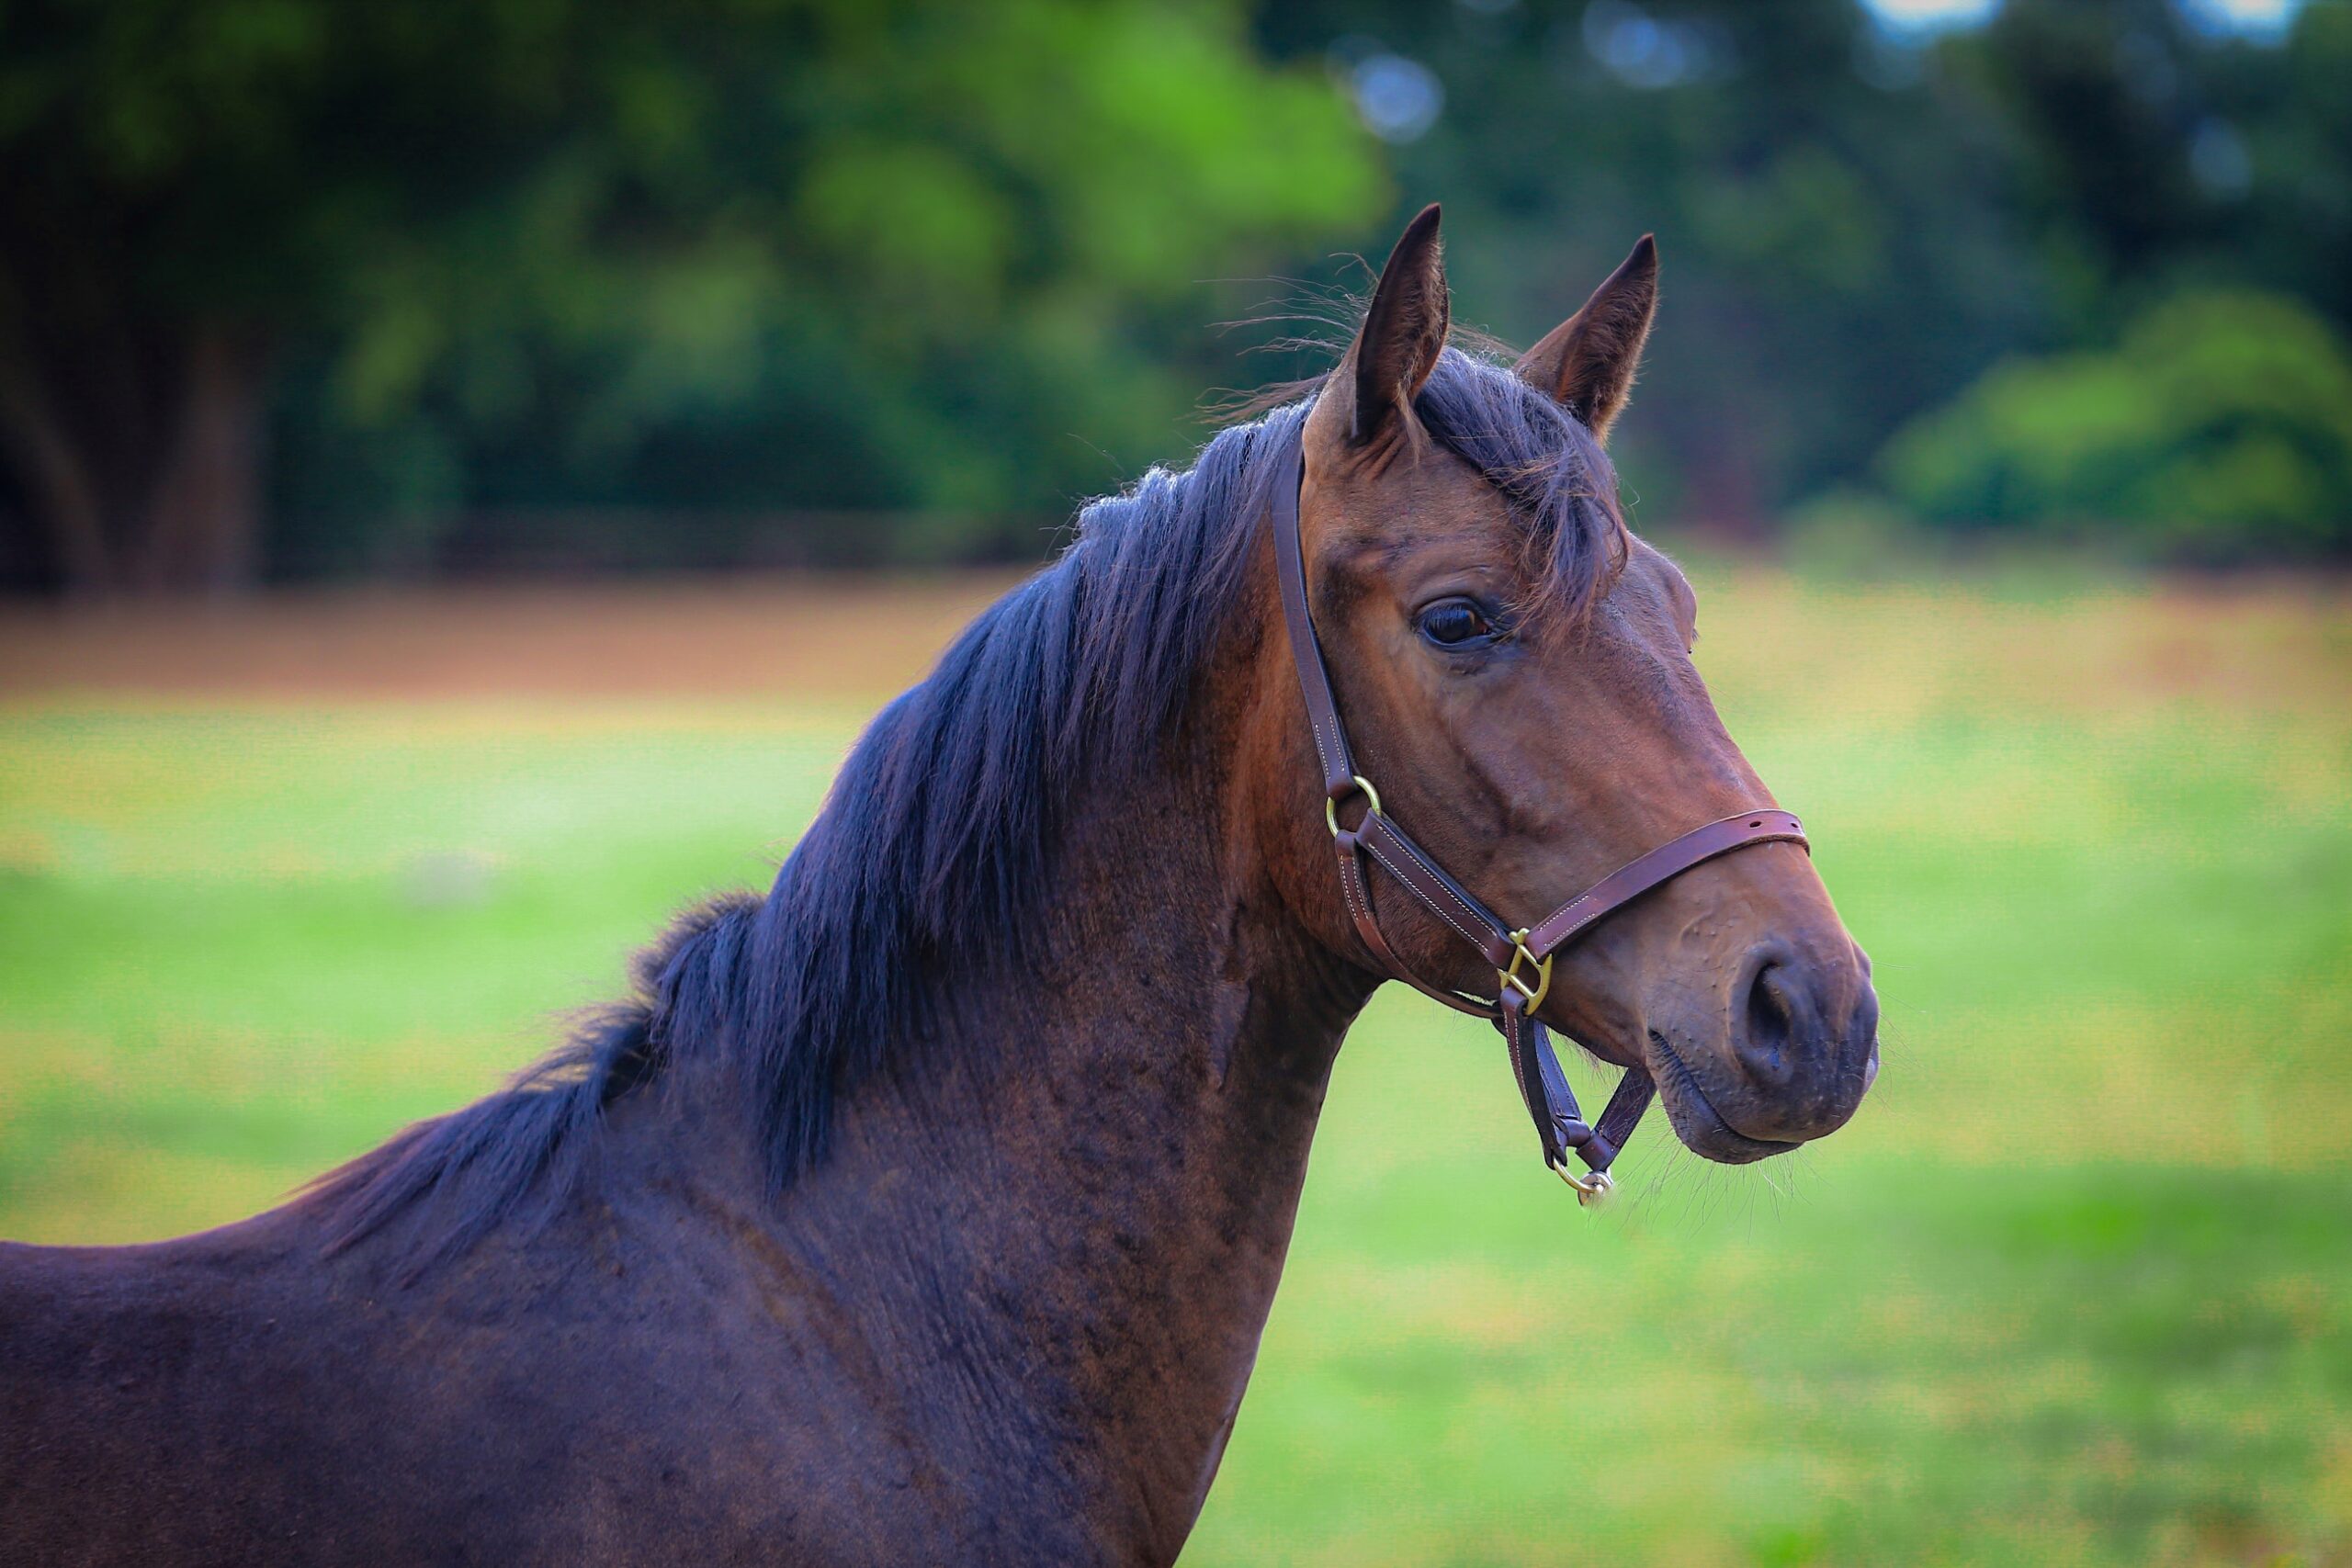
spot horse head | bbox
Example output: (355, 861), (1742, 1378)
(1255, 207), (1878, 1164)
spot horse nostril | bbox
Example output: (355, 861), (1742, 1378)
(1741, 962), (1797, 1085)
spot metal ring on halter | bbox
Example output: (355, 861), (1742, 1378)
(1557, 1166), (1614, 1207)
(1324, 774), (1382, 837)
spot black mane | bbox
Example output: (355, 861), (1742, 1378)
(307, 348), (1629, 1267)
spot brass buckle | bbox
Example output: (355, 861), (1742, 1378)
(1558, 1166), (1615, 1208)
(1325, 774), (1383, 837)
(1498, 928), (1553, 1011)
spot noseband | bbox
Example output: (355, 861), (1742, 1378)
(1270, 426), (1807, 1205)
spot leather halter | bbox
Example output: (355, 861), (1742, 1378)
(1269, 424), (1808, 1205)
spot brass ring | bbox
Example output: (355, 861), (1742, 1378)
(1558, 1166), (1614, 1207)
(1324, 774), (1383, 837)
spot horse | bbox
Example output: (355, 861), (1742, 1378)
(0, 207), (1878, 1566)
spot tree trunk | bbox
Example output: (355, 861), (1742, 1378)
(1655, 299), (1774, 540)
(0, 340), (116, 594)
(0, 318), (266, 598)
(136, 325), (266, 594)
(1679, 403), (1770, 539)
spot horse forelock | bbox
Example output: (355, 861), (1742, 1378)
(1413, 347), (1632, 633)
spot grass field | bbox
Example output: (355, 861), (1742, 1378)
(3, 564), (2348, 1565)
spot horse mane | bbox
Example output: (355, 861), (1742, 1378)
(303, 346), (1630, 1269)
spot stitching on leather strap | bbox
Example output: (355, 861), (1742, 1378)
(1359, 832), (1491, 953)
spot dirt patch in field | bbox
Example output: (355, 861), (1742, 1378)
(0, 576), (1023, 702)
(3, 568), (2346, 718)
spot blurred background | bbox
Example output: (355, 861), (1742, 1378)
(2, 0), (2347, 1562)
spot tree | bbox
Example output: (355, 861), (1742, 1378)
(1881, 290), (2352, 558)
(0, 0), (1379, 593)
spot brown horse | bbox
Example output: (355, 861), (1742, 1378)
(0, 209), (1876, 1565)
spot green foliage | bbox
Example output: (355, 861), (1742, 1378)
(273, 0), (1381, 536)
(0, 0), (1380, 581)
(11, 0), (2352, 580)
(1881, 291), (2352, 558)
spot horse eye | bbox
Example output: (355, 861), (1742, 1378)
(1417, 599), (1494, 648)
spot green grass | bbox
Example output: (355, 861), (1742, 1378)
(3, 570), (2348, 1565)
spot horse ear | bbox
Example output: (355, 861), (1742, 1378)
(1515, 235), (1658, 443)
(1313, 203), (1450, 450)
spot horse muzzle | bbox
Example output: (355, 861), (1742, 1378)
(1646, 944), (1880, 1162)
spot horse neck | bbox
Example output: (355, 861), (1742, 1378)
(694, 624), (1369, 1551)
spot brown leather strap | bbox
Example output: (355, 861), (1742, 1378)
(1352, 811), (1517, 973)
(1499, 990), (1591, 1160)
(1277, 443), (1506, 1016)
(1268, 425), (1808, 1188)
(1270, 446), (1358, 798)
(1582, 1064), (1657, 1171)
(1332, 826), (1495, 1017)
(1524, 809), (1807, 958)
